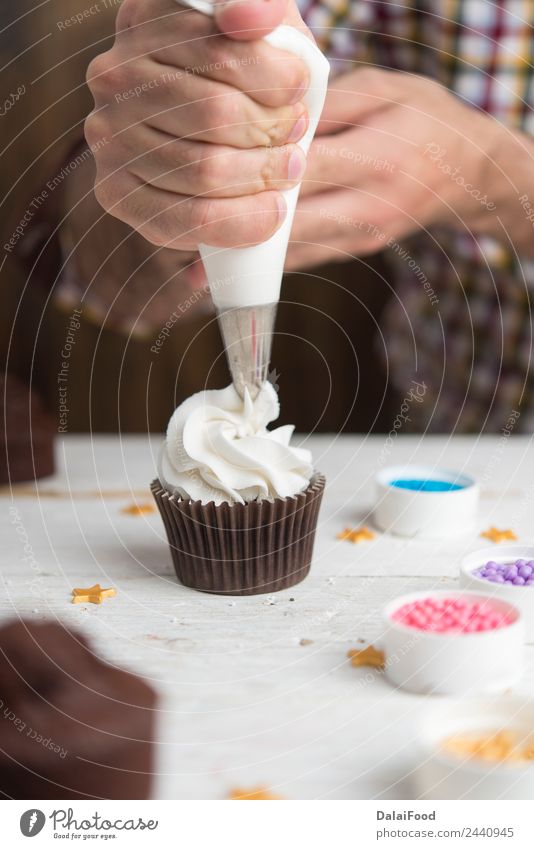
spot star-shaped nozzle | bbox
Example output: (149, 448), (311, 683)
(216, 302), (278, 400)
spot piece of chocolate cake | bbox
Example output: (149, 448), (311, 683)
(0, 619), (157, 799)
(0, 373), (55, 483)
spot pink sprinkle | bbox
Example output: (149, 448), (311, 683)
(392, 596), (512, 633)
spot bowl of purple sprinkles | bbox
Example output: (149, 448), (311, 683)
(460, 546), (534, 640)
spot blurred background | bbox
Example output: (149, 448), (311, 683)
(0, 0), (395, 439)
(5, 1), (525, 445)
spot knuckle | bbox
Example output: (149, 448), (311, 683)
(86, 50), (127, 95)
(86, 52), (111, 89)
(94, 170), (131, 212)
(84, 112), (108, 150)
(93, 178), (114, 213)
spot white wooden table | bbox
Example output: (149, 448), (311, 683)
(2, 434), (534, 799)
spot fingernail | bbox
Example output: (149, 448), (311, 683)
(289, 77), (309, 105)
(276, 193), (286, 224)
(287, 148), (305, 181)
(288, 111), (307, 143)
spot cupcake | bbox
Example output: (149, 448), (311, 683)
(152, 382), (325, 595)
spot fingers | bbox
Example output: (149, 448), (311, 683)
(299, 127), (397, 197)
(214, 0), (287, 40)
(141, 33), (309, 108)
(144, 69), (307, 147)
(87, 53), (308, 148)
(289, 188), (401, 255)
(299, 134), (355, 196)
(124, 125), (307, 196)
(93, 169), (287, 249)
(315, 68), (402, 134)
(86, 0), (314, 252)
(119, 0), (308, 107)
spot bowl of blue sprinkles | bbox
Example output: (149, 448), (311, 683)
(374, 464), (479, 539)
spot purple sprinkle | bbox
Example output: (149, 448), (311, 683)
(474, 558), (534, 588)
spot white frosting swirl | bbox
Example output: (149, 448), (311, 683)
(158, 383), (313, 505)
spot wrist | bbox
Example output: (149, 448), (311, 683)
(464, 117), (519, 233)
(442, 110), (534, 250)
(434, 107), (504, 230)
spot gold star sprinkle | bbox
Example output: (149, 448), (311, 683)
(230, 787), (283, 800)
(121, 503), (155, 516)
(347, 645), (385, 669)
(71, 584), (117, 605)
(480, 526), (518, 543)
(443, 731), (534, 764)
(337, 526), (375, 544)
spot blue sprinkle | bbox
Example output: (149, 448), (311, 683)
(390, 478), (464, 493)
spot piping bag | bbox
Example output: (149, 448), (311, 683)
(176, 0), (330, 398)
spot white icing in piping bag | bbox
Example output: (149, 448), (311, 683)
(175, 0), (330, 396)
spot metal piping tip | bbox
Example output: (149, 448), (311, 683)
(216, 303), (278, 400)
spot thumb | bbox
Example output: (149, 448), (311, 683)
(214, 0), (288, 40)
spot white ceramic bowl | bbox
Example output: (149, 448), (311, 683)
(413, 696), (534, 800)
(461, 546), (534, 641)
(382, 590), (524, 696)
(374, 465), (479, 538)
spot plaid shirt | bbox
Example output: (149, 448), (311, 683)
(299, 0), (534, 433)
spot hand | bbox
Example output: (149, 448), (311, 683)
(85, 0), (314, 250)
(56, 149), (209, 337)
(285, 67), (503, 271)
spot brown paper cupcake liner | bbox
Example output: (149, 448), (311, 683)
(151, 474), (325, 596)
